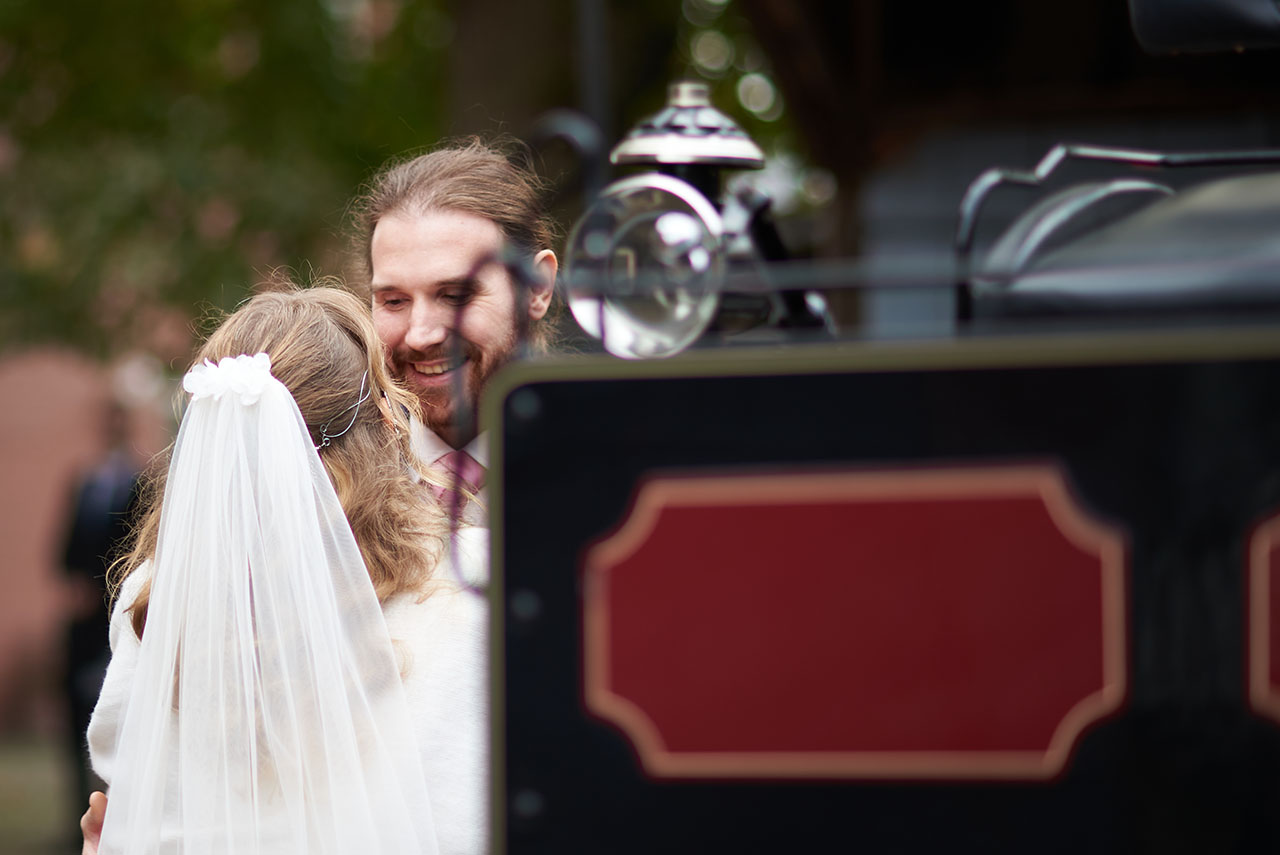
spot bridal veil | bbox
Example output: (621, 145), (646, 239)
(98, 353), (438, 855)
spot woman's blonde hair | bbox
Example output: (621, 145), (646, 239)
(113, 285), (445, 639)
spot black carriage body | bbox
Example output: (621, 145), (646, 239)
(489, 329), (1280, 854)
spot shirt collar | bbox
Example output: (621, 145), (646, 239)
(409, 418), (488, 469)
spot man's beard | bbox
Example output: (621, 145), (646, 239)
(399, 327), (517, 445)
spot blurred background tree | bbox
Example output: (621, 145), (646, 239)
(0, 0), (456, 358)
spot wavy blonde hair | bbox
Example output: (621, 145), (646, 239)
(113, 285), (446, 640)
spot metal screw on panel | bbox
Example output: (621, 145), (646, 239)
(512, 789), (545, 819)
(509, 388), (542, 423)
(510, 589), (542, 622)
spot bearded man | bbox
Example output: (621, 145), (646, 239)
(352, 139), (559, 511)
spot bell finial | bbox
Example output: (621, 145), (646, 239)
(609, 81), (765, 169)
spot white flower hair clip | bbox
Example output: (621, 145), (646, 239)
(182, 353), (275, 405)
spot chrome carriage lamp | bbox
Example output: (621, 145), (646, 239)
(565, 81), (828, 358)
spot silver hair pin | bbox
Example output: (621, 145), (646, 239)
(315, 371), (371, 450)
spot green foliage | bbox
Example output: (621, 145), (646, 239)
(0, 0), (452, 357)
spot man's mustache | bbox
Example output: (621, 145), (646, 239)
(394, 340), (480, 363)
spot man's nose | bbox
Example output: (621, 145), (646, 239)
(403, 302), (450, 352)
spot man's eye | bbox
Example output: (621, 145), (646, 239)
(441, 290), (473, 306)
(379, 297), (407, 308)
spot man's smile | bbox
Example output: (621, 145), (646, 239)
(411, 355), (467, 377)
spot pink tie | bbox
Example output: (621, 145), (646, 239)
(430, 450), (486, 509)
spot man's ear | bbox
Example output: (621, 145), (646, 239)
(527, 249), (557, 321)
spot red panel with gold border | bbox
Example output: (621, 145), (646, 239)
(1249, 513), (1280, 726)
(582, 463), (1128, 780)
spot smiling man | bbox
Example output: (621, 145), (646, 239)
(352, 140), (559, 500)
(350, 142), (559, 851)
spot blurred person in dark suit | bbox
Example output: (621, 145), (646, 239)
(60, 398), (140, 815)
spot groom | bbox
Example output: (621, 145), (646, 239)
(353, 139), (559, 512)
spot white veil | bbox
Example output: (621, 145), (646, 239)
(99, 353), (439, 855)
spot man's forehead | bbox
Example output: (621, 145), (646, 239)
(370, 209), (509, 286)
(374, 209), (505, 250)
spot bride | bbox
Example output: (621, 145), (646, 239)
(83, 286), (488, 854)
